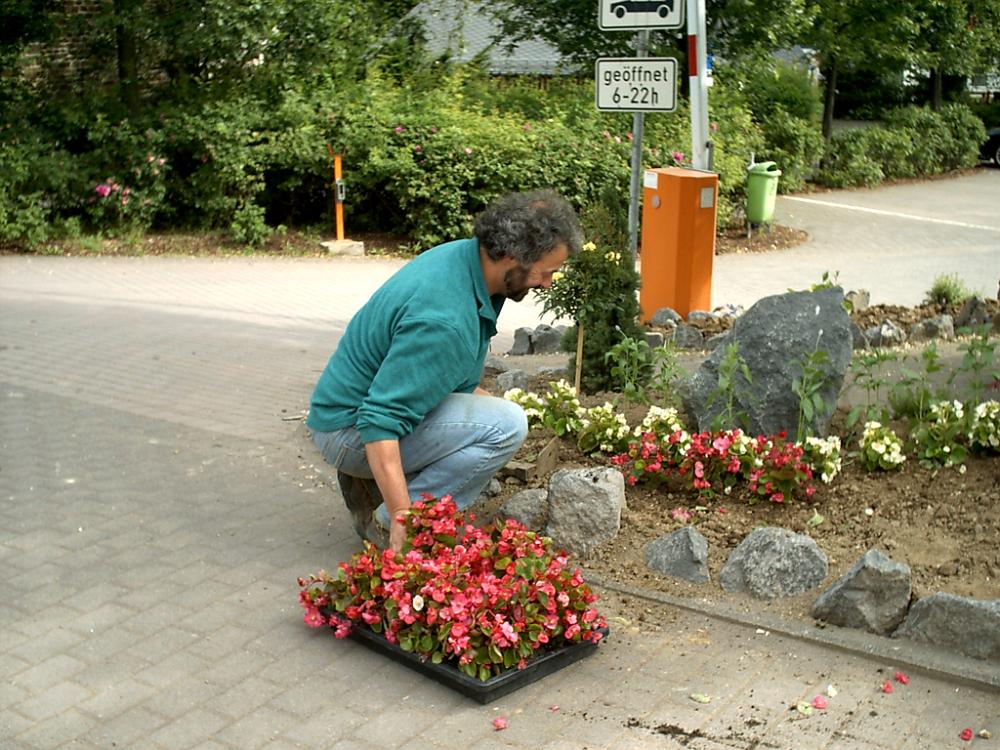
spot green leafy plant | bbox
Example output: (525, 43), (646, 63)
(230, 201), (271, 247)
(800, 435), (843, 484)
(967, 400), (1000, 453)
(792, 334), (833, 442)
(949, 324), (999, 405)
(925, 273), (971, 305)
(576, 403), (632, 455)
(909, 400), (968, 469)
(888, 341), (944, 421)
(707, 342), (753, 431)
(846, 348), (898, 429)
(858, 421), (906, 471)
(503, 381), (584, 438)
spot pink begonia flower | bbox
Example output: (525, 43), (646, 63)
(811, 696), (828, 709)
(881, 681), (893, 693)
(671, 507), (692, 522)
(893, 671), (909, 684)
(492, 717), (508, 731)
(960, 728), (973, 741)
(95, 184), (111, 198)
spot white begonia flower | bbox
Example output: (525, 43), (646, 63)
(412, 595), (424, 611)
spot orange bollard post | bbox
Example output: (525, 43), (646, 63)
(326, 145), (345, 241)
(638, 167), (718, 322)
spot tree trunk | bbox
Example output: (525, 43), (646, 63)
(114, 0), (140, 116)
(821, 56), (838, 141)
(930, 68), (943, 111)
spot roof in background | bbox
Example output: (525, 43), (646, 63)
(407, 0), (572, 75)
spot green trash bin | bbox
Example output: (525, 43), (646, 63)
(746, 161), (781, 225)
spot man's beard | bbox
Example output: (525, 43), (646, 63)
(503, 266), (532, 301)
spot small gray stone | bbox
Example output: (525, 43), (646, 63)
(545, 467), (625, 557)
(704, 332), (730, 351)
(893, 593), (1000, 661)
(484, 355), (511, 374)
(645, 527), (710, 584)
(865, 320), (906, 348)
(720, 527), (828, 600)
(484, 478), (502, 497)
(497, 369), (528, 392)
(810, 549), (911, 634)
(651, 307), (682, 327)
(499, 489), (548, 530)
(538, 365), (569, 378)
(713, 303), (743, 319)
(908, 314), (955, 342)
(644, 331), (665, 349)
(531, 324), (563, 354)
(509, 327), (534, 355)
(672, 324), (705, 350)
(955, 295), (990, 329)
(845, 289), (870, 312)
(686, 310), (716, 325)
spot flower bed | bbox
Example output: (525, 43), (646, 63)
(298, 497), (608, 697)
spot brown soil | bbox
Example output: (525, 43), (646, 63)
(714, 223), (809, 256)
(481, 302), (1000, 630)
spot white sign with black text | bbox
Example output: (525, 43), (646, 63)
(595, 58), (678, 112)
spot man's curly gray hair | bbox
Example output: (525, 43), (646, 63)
(474, 189), (583, 267)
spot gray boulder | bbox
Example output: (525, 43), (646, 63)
(645, 527), (710, 584)
(955, 295), (991, 329)
(705, 332), (730, 352)
(531, 324), (563, 354)
(893, 593), (1000, 661)
(651, 307), (682, 327)
(720, 527), (828, 600)
(499, 489), (548, 530)
(644, 331), (665, 349)
(908, 314), (955, 342)
(496, 369), (528, 392)
(810, 549), (912, 634)
(682, 287), (852, 436)
(673, 324), (705, 350)
(510, 327), (534, 355)
(545, 467), (625, 557)
(865, 320), (907, 348)
(484, 355), (511, 374)
(850, 321), (870, 351)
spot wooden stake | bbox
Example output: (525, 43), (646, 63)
(574, 322), (584, 394)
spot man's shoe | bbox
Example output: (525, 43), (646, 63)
(336, 471), (382, 543)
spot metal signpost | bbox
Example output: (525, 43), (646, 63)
(597, 0), (685, 259)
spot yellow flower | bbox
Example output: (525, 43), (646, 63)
(551, 271), (564, 282)
(582, 241), (597, 252)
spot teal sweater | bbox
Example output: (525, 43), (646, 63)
(307, 238), (504, 443)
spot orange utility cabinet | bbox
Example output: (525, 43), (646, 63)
(639, 167), (718, 321)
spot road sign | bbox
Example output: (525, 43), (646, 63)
(599, 0), (684, 30)
(595, 58), (677, 112)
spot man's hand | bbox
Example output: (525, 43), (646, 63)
(473, 386), (491, 396)
(389, 519), (407, 552)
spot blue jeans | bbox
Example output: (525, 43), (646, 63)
(312, 394), (528, 527)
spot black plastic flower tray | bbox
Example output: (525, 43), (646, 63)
(349, 625), (609, 704)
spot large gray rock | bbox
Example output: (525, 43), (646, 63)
(645, 527), (710, 584)
(499, 489), (548, 530)
(810, 549), (912, 634)
(908, 315), (955, 342)
(865, 320), (907, 348)
(509, 327), (534, 355)
(682, 288), (852, 436)
(644, 331), (665, 349)
(531, 324), (563, 354)
(720, 527), (828, 600)
(496, 369), (528, 392)
(955, 295), (991, 329)
(894, 593), (1000, 661)
(484, 355), (511, 374)
(545, 467), (625, 557)
(651, 307), (682, 327)
(673, 324), (705, 350)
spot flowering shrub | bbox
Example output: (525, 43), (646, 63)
(298, 497), (606, 682)
(909, 400), (968, 468)
(967, 399), (1000, 452)
(679, 430), (760, 498)
(576, 402), (631, 455)
(504, 380), (584, 437)
(801, 435), (843, 484)
(634, 405), (686, 439)
(858, 422), (906, 471)
(87, 152), (169, 235)
(747, 435), (816, 503)
(611, 431), (684, 488)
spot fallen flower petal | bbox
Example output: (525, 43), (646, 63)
(881, 681), (893, 694)
(979, 730), (992, 739)
(689, 693), (712, 704)
(548, 705), (559, 712)
(796, 702), (814, 716)
(894, 671), (909, 685)
(826, 684), (838, 698)
(811, 696), (828, 710)
(959, 728), (973, 741)
(493, 717), (508, 731)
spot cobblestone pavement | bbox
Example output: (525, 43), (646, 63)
(2, 172), (999, 749)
